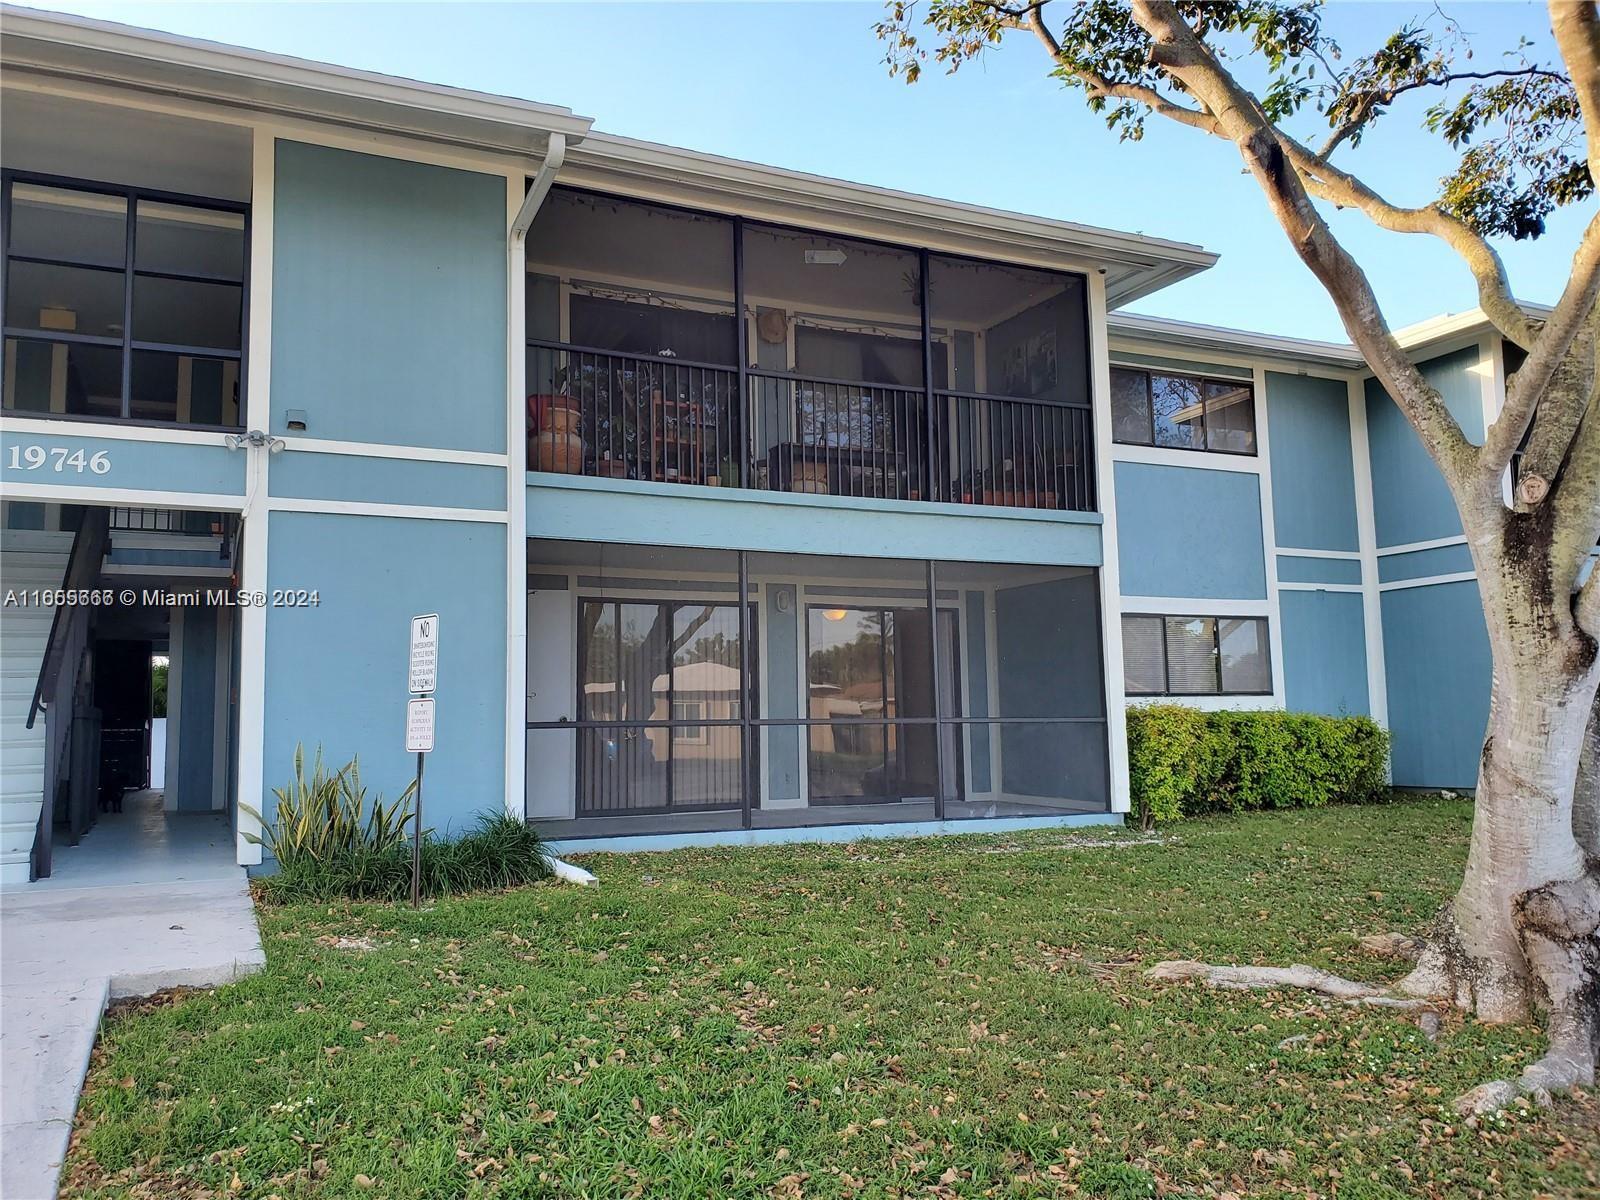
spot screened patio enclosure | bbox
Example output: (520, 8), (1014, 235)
(526, 540), (1110, 837)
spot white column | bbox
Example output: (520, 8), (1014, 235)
(233, 126), (276, 865)
(1346, 374), (1389, 730)
(1252, 365), (1288, 708)
(1086, 273), (1130, 815)
(505, 171), (529, 818)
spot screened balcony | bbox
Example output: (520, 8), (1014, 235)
(525, 188), (1095, 512)
(526, 540), (1110, 837)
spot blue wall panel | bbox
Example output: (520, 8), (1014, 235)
(270, 451), (506, 510)
(1113, 461), (1266, 598)
(529, 476), (1103, 567)
(0, 429), (244, 497)
(262, 511), (507, 834)
(1277, 555), (1363, 585)
(1377, 543), (1474, 583)
(1266, 372), (1359, 552)
(1381, 579), (1491, 788)
(174, 606), (220, 812)
(764, 584), (801, 805)
(271, 141), (507, 454)
(963, 589), (992, 792)
(1278, 590), (1368, 717)
(1367, 347), (1481, 548)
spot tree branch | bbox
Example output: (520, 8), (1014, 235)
(1550, 0), (1600, 182)
(1516, 303), (1597, 508)
(1021, 3), (1222, 134)
(1276, 137), (1534, 349)
(1319, 67), (1568, 161)
(1480, 206), (1600, 488)
(1125, 0), (1475, 486)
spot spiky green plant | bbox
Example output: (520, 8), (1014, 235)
(242, 744), (416, 871)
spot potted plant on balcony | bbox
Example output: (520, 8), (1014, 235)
(528, 387), (584, 473)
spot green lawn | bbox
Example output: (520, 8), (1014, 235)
(65, 798), (1598, 1199)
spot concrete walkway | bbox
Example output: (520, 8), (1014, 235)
(1, 793), (264, 1200)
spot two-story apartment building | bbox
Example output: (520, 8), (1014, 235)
(0, 8), (1503, 885)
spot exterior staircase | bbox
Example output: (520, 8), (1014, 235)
(0, 530), (74, 886)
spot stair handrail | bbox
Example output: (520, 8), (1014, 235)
(26, 508), (110, 730)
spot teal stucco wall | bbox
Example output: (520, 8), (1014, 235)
(1113, 461), (1266, 599)
(1266, 372), (1359, 553)
(1278, 589), (1368, 717)
(262, 511), (507, 835)
(1366, 347), (1482, 548)
(1381, 579), (1490, 789)
(270, 140), (508, 454)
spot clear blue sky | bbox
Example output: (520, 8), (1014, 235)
(21, 1), (1588, 341)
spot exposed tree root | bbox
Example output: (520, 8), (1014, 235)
(1457, 870), (1600, 1116)
(1358, 931), (1427, 961)
(1144, 959), (1436, 1010)
(1147, 869), (1600, 1118)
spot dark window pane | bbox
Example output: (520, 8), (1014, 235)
(130, 350), (239, 426)
(674, 604), (746, 708)
(3, 337), (121, 418)
(9, 183), (126, 267)
(526, 189), (736, 364)
(1111, 368), (1152, 444)
(135, 200), (245, 279)
(1151, 374), (1205, 449)
(1219, 617), (1270, 693)
(579, 723), (669, 812)
(1204, 379), (1257, 453)
(1164, 617), (1219, 694)
(938, 561), (1104, 718)
(808, 722), (904, 802)
(580, 601), (620, 720)
(808, 607), (892, 716)
(1120, 615), (1166, 694)
(744, 223), (923, 387)
(4, 260), (125, 338)
(927, 255), (1089, 404)
(132, 275), (242, 350)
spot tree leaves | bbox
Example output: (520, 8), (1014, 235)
(875, 0), (1591, 241)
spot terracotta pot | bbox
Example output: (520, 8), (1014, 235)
(544, 405), (579, 435)
(533, 429), (584, 472)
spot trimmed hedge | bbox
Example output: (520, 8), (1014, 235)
(1127, 706), (1390, 827)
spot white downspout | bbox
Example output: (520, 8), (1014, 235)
(503, 133), (566, 839)
(513, 132), (567, 240)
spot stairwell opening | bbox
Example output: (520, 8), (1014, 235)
(1, 500), (241, 886)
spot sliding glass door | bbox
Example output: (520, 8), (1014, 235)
(576, 597), (755, 816)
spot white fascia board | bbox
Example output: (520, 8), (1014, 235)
(1107, 312), (1363, 372)
(563, 133), (1218, 305)
(0, 5), (593, 157)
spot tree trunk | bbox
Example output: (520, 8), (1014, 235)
(1401, 525), (1600, 1094)
(1576, 691), (1599, 858)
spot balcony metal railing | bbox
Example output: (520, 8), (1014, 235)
(526, 342), (1096, 512)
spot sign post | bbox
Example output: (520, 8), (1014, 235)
(406, 615), (438, 907)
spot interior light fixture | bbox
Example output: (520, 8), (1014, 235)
(823, 609), (848, 621)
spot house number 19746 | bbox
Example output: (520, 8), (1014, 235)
(6, 445), (112, 474)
